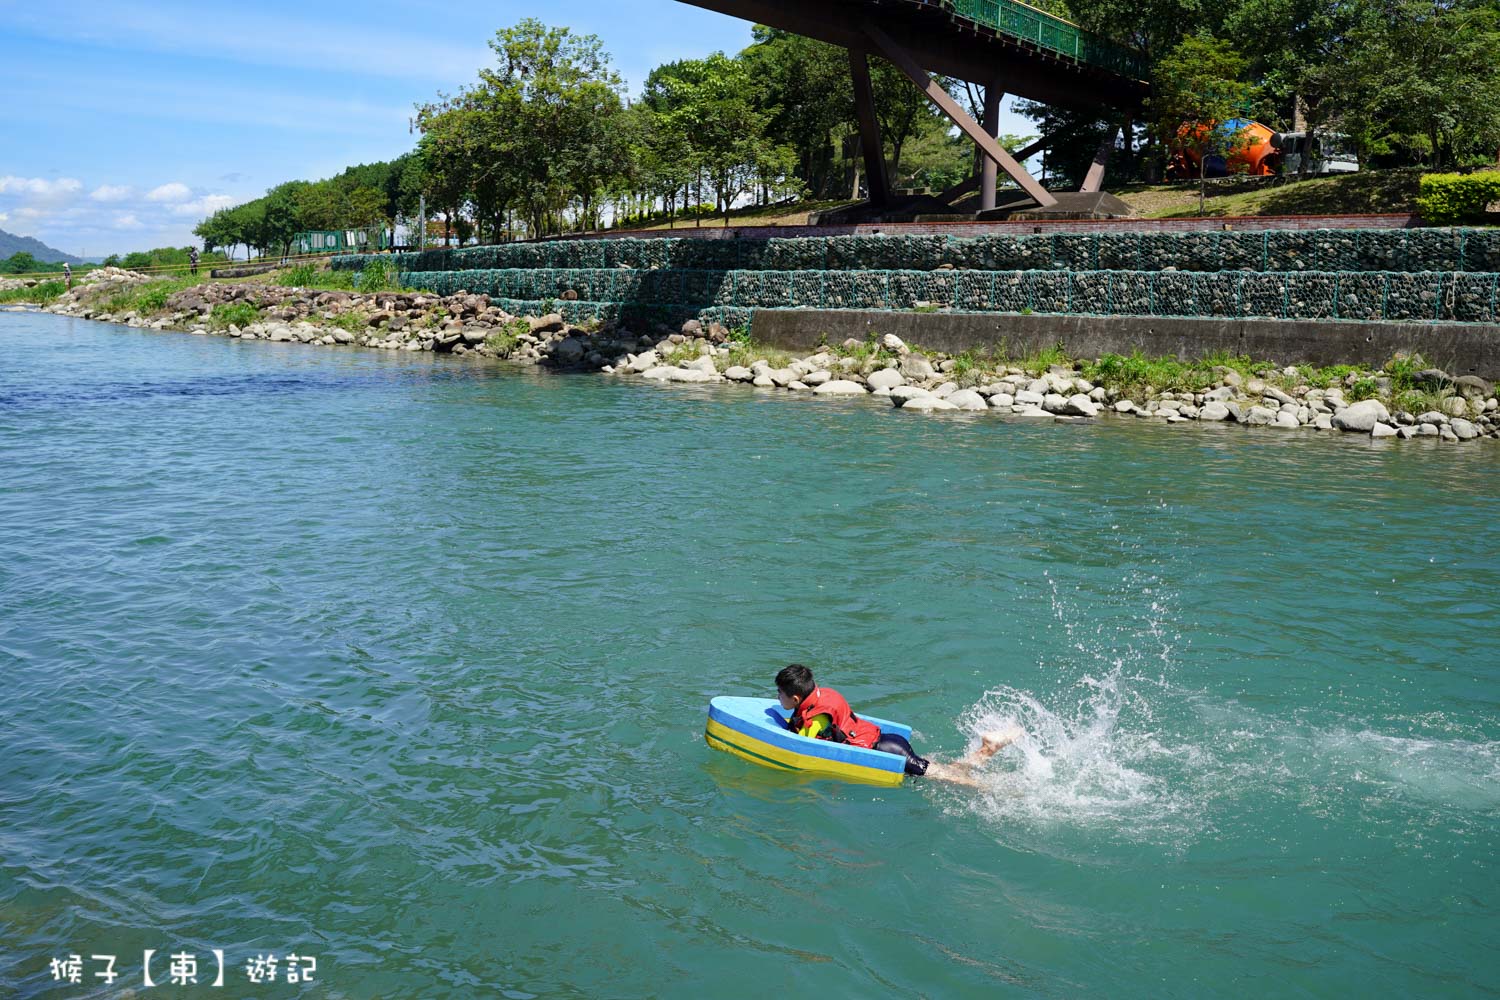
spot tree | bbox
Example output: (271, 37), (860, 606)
(1148, 36), (1259, 214)
(740, 29), (855, 200)
(1327, 0), (1500, 169)
(2, 252), (39, 274)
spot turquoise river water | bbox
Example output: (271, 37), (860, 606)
(2, 312), (1497, 998)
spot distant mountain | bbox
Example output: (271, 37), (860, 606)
(0, 228), (84, 264)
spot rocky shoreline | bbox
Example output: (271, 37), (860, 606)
(34, 271), (1500, 445)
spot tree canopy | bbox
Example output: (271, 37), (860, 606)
(192, 5), (1500, 251)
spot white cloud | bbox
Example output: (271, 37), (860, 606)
(90, 184), (133, 202)
(0, 175), (83, 197)
(113, 214), (144, 230)
(0, 212), (7, 224)
(171, 194), (236, 217)
(146, 182), (192, 203)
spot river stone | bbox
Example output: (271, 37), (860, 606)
(752, 375), (775, 388)
(990, 392), (1015, 408)
(1371, 422), (1399, 438)
(1042, 393), (1070, 414)
(1199, 402), (1231, 421)
(881, 334), (910, 354)
(1273, 411), (1301, 429)
(932, 381), (958, 399)
(1264, 385), (1296, 406)
(1114, 400), (1137, 414)
(889, 386), (931, 405)
(1062, 394), (1098, 417)
(899, 355), (935, 379)
(1331, 399), (1390, 432)
(1442, 397), (1469, 417)
(684, 355), (717, 374)
(1315, 413), (1333, 430)
(814, 380), (867, 396)
(1015, 389), (1046, 406)
(1454, 375), (1493, 399)
(867, 368), (906, 390)
(1246, 405), (1278, 426)
(803, 370), (832, 386)
(1010, 407), (1056, 419)
(900, 395), (959, 412)
(628, 350), (659, 373)
(946, 389), (988, 411)
(724, 366), (753, 381)
(1450, 418), (1480, 440)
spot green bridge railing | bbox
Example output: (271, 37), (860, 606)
(942, 0), (1147, 80)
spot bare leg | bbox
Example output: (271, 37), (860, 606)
(920, 725), (1023, 786)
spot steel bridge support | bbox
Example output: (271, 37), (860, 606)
(861, 22), (1058, 208)
(848, 47), (891, 205)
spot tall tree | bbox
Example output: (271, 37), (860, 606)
(1148, 36), (1260, 213)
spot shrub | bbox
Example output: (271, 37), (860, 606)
(358, 259), (398, 293)
(1415, 172), (1500, 225)
(208, 302), (260, 330)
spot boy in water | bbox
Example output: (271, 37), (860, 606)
(774, 664), (1019, 786)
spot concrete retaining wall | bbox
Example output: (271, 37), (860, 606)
(751, 309), (1500, 378)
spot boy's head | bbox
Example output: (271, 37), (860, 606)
(775, 663), (815, 711)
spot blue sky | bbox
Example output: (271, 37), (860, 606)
(2, 0), (1031, 257)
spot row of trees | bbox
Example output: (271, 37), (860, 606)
(195, 1), (1500, 255)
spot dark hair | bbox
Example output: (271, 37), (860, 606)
(775, 663), (815, 698)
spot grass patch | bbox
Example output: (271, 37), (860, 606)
(332, 310), (368, 333)
(1115, 168), (1423, 220)
(0, 280), (65, 305)
(275, 264), (357, 291)
(208, 301), (261, 330)
(484, 317), (528, 356)
(96, 277), (201, 316)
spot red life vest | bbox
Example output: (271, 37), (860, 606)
(789, 687), (881, 749)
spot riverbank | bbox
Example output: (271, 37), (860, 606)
(34, 271), (1499, 445)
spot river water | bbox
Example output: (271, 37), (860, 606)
(2, 312), (1497, 997)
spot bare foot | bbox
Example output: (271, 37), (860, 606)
(976, 724), (1024, 760)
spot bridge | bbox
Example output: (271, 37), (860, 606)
(675, 0), (1149, 213)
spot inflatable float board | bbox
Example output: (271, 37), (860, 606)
(705, 696), (913, 787)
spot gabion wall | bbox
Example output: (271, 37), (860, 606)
(396, 266), (1500, 323)
(334, 228), (1500, 277)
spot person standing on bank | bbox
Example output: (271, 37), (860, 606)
(63, 262), (71, 290)
(189, 247), (200, 276)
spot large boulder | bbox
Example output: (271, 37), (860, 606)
(945, 389), (989, 411)
(867, 368), (906, 391)
(553, 337), (586, 364)
(1454, 375), (1493, 400)
(1331, 399), (1391, 432)
(899, 354), (936, 380)
(813, 380), (868, 396)
(1062, 394), (1099, 417)
(889, 385), (931, 406)
(900, 395), (960, 412)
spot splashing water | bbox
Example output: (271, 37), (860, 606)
(937, 570), (1215, 850)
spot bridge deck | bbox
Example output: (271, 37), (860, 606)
(932, 0), (1145, 81)
(677, 0), (1148, 110)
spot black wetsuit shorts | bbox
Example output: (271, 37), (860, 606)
(873, 732), (929, 776)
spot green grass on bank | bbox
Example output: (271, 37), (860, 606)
(615, 198), (860, 232)
(602, 170), (1430, 230)
(1101, 169), (1427, 219)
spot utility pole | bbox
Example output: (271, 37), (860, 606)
(418, 194), (426, 250)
